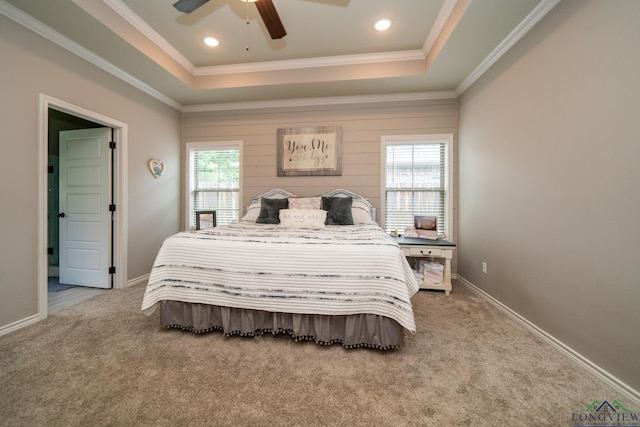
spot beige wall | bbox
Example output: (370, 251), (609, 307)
(182, 99), (458, 231)
(0, 15), (181, 328)
(458, 0), (640, 390)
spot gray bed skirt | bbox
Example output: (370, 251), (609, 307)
(159, 301), (405, 350)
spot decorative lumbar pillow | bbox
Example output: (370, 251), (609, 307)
(288, 196), (321, 210)
(256, 198), (289, 224)
(241, 199), (262, 221)
(279, 209), (327, 229)
(321, 196), (354, 225)
(351, 199), (375, 224)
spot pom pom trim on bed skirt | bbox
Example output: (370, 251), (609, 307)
(161, 323), (400, 350)
(159, 301), (405, 350)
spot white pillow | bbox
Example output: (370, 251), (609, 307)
(241, 200), (262, 221)
(278, 209), (327, 229)
(288, 196), (321, 210)
(351, 199), (375, 224)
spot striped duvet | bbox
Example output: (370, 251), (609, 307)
(141, 221), (419, 332)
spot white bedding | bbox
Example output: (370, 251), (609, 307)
(141, 221), (419, 332)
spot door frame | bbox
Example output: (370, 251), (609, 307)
(38, 94), (128, 319)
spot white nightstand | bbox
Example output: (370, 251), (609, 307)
(393, 236), (456, 295)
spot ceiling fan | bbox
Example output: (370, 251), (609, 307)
(173, 0), (286, 39)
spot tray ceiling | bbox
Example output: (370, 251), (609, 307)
(2, 0), (558, 110)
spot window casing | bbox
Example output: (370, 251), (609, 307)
(382, 135), (452, 239)
(186, 142), (242, 230)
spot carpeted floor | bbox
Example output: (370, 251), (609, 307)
(0, 281), (626, 426)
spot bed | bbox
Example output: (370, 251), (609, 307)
(141, 189), (419, 350)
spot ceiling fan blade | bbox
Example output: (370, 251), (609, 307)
(173, 0), (209, 14)
(255, 0), (287, 39)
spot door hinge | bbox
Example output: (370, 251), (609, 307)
(109, 266), (116, 274)
(109, 204), (116, 212)
(47, 247), (54, 255)
(109, 141), (116, 149)
(48, 165), (54, 174)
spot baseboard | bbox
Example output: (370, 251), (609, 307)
(126, 273), (149, 288)
(0, 313), (40, 337)
(1, 275), (149, 336)
(456, 276), (640, 405)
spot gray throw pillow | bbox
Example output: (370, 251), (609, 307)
(322, 196), (354, 225)
(256, 198), (289, 224)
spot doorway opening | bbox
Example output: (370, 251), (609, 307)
(48, 110), (104, 281)
(39, 95), (128, 319)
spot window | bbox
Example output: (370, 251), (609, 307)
(187, 142), (242, 230)
(382, 135), (452, 239)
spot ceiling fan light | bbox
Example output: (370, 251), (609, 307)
(374, 18), (392, 32)
(203, 36), (219, 47)
(241, 0), (258, 3)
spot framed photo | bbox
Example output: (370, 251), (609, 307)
(414, 215), (438, 239)
(277, 126), (342, 176)
(414, 215), (437, 231)
(196, 210), (216, 230)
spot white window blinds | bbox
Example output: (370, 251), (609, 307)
(385, 141), (447, 237)
(189, 145), (240, 228)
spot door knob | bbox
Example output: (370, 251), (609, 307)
(58, 212), (65, 218)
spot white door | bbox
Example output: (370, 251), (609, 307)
(59, 128), (112, 288)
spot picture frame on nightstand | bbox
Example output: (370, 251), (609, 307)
(196, 210), (216, 230)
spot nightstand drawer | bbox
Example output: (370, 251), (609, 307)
(401, 246), (444, 257)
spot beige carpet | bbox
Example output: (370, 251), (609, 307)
(0, 282), (621, 426)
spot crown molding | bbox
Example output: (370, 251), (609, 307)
(3, 0), (557, 112)
(0, 0), (182, 110)
(422, 0), (459, 56)
(194, 50), (426, 76)
(455, 0), (561, 95)
(181, 91), (457, 113)
(103, 0), (196, 74)
(0, 0), (443, 112)
(102, 0), (426, 78)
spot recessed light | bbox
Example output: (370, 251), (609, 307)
(375, 18), (392, 31)
(203, 36), (220, 47)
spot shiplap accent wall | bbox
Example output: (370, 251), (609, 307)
(181, 98), (458, 237)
